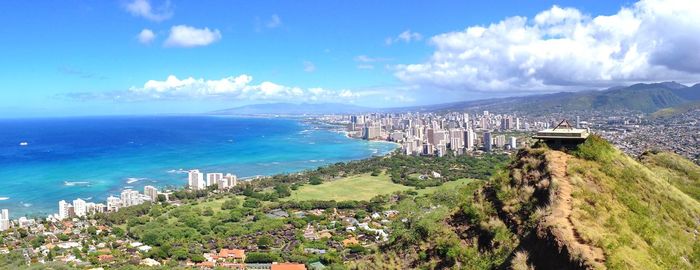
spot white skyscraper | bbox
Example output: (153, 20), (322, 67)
(0, 209), (9, 231)
(510, 137), (518, 149)
(73, 198), (87, 218)
(120, 189), (142, 207)
(188, 169), (205, 190)
(107, 196), (121, 212)
(58, 200), (70, 220)
(144, 185), (158, 201)
(219, 173), (238, 190)
(206, 173), (224, 187)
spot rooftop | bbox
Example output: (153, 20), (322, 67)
(533, 119), (590, 140)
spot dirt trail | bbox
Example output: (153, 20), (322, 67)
(544, 151), (606, 269)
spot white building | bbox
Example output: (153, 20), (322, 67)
(219, 173), (238, 190)
(510, 137), (518, 149)
(206, 173), (223, 187)
(0, 209), (9, 231)
(58, 200), (71, 220)
(144, 185), (158, 202)
(73, 198), (87, 218)
(188, 169), (205, 190)
(107, 196), (121, 212)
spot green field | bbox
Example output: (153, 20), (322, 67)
(285, 173), (411, 201)
(285, 173), (478, 201)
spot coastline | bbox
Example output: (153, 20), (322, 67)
(1, 116), (399, 219)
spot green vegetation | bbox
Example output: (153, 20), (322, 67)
(567, 139), (700, 269)
(13, 136), (697, 269)
(640, 150), (700, 201)
(284, 173), (411, 201)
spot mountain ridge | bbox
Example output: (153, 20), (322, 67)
(210, 81), (700, 115)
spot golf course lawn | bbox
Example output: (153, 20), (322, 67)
(285, 173), (411, 201)
(285, 173), (479, 201)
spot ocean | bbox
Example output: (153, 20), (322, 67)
(0, 116), (397, 218)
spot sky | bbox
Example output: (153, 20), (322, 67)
(1, 0), (699, 117)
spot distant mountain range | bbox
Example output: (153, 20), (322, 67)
(211, 82), (700, 115)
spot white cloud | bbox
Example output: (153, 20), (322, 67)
(385, 30), (423, 45)
(267, 14), (282, 28)
(303, 61), (316, 72)
(354, 55), (392, 70)
(164, 25), (222, 48)
(119, 74), (369, 102)
(124, 0), (173, 22)
(394, 0), (700, 93)
(137, 29), (156, 44)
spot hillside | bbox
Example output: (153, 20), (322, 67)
(357, 136), (700, 269)
(413, 82), (700, 115)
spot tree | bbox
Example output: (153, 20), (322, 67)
(157, 194), (167, 202)
(112, 227), (125, 237)
(257, 235), (274, 249)
(309, 176), (323, 185)
(222, 198), (241, 210)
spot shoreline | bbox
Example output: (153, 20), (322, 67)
(2, 116), (398, 219)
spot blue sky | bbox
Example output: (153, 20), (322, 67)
(2, 0), (699, 117)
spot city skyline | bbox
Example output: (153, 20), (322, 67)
(5, 0), (700, 117)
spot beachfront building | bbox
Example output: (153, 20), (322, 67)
(106, 196), (121, 212)
(144, 185), (158, 201)
(0, 209), (9, 231)
(73, 198), (86, 218)
(219, 173), (238, 190)
(188, 169), (206, 190)
(206, 173), (223, 187)
(58, 200), (71, 220)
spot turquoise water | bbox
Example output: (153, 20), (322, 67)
(0, 116), (396, 218)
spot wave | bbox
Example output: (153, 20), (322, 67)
(64, 181), (90, 186)
(21, 202), (32, 207)
(126, 177), (146, 184)
(167, 169), (188, 174)
(0, 197), (9, 201)
(308, 159), (325, 163)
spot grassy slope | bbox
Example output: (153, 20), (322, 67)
(566, 138), (700, 269)
(639, 151), (700, 201)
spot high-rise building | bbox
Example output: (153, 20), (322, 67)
(363, 125), (381, 140)
(144, 185), (158, 201)
(465, 129), (475, 150)
(495, 135), (506, 148)
(206, 173), (224, 187)
(449, 129), (464, 150)
(58, 200), (70, 220)
(188, 169), (205, 190)
(73, 198), (86, 218)
(0, 209), (9, 231)
(120, 189), (142, 207)
(483, 132), (493, 152)
(106, 196), (121, 212)
(219, 173), (238, 190)
(510, 137), (518, 149)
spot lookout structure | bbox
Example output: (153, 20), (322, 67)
(533, 119), (590, 147)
